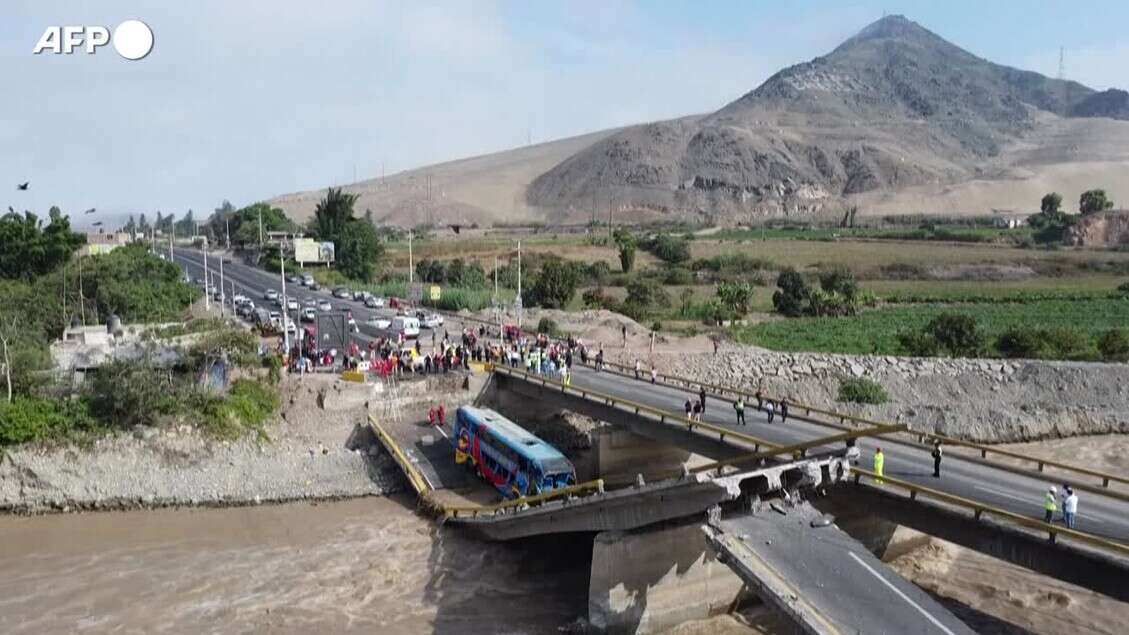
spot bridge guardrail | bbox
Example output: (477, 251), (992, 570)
(583, 358), (1129, 496)
(367, 413), (609, 520)
(690, 423), (905, 476)
(489, 363), (786, 454)
(851, 467), (1129, 557)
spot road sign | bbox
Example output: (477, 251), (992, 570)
(429, 285), (441, 301)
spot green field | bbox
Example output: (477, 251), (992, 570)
(730, 298), (1129, 355)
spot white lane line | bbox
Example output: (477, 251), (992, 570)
(848, 552), (957, 635)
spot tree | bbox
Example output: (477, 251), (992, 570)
(1079, 189), (1114, 215)
(231, 203), (295, 245)
(716, 281), (753, 315)
(624, 277), (670, 310)
(772, 269), (810, 317)
(123, 214), (137, 236)
(613, 229), (637, 273)
(0, 313), (15, 403)
(312, 188), (357, 242)
(645, 233), (690, 265)
(137, 213), (150, 236)
(523, 260), (581, 309)
(209, 200), (236, 245)
(0, 210), (86, 280)
(335, 220), (383, 282)
(1041, 192), (1063, 215)
(174, 209), (196, 238)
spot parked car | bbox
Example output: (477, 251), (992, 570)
(300, 273), (314, 286)
(317, 299), (332, 312)
(264, 289), (279, 301)
(286, 298), (299, 311)
(303, 297), (317, 308)
(352, 290), (367, 301)
(286, 274), (300, 283)
(332, 286), (351, 299)
(364, 295), (385, 309)
(268, 311), (282, 329)
(301, 307), (317, 322)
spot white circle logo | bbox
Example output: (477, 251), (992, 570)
(112, 20), (153, 60)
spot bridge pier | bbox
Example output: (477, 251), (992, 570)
(589, 521), (749, 634)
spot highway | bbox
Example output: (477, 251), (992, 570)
(171, 248), (1129, 544)
(707, 503), (976, 635)
(563, 364), (1129, 544)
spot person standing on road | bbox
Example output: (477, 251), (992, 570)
(650, 366), (657, 384)
(634, 359), (641, 380)
(621, 324), (628, 349)
(692, 400), (703, 422)
(754, 389), (763, 410)
(684, 399), (693, 420)
(779, 400), (788, 423)
(765, 399), (775, 423)
(1063, 487), (1078, 529)
(698, 387), (707, 413)
(931, 441), (943, 478)
(873, 447), (885, 483)
(1043, 487), (1058, 523)
(734, 397), (746, 426)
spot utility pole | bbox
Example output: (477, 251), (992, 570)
(203, 245), (210, 312)
(219, 254), (225, 317)
(516, 240), (523, 329)
(258, 206), (264, 248)
(408, 230), (414, 284)
(281, 255), (290, 353)
(78, 255), (86, 326)
(225, 216), (230, 250)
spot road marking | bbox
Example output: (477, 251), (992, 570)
(848, 552), (957, 635)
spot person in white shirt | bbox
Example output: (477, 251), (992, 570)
(1063, 487), (1079, 529)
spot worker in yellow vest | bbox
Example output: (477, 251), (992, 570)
(1043, 486), (1058, 523)
(873, 447), (885, 484)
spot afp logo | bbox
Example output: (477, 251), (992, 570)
(33, 20), (154, 60)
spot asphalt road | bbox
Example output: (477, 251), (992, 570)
(565, 364), (1129, 544)
(171, 247), (1129, 544)
(714, 504), (975, 635)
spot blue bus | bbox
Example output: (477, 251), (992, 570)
(453, 406), (577, 499)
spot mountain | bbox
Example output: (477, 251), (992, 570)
(527, 15), (1129, 222)
(270, 15), (1129, 226)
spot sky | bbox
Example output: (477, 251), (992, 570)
(4, 1), (1129, 228)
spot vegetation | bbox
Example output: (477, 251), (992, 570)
(523, 260), (581, 309)
(613, 229), (637, 273)
(1098, 329), (1129, 362)
(642, 233), (691, 265)
(772, 267), (860, 317)
(716, 281), (754, 315)
(0, 207), (86, 280)
(899, 312), (985, 357)
(310, 188), (384, 282)
(1028, 191), (1076, 243)
(837, 377), (889, 405)
(1079, 189), (1114, 215)
(731, 299), (1129, 358)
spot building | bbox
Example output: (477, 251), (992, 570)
(82, 231), (131, 256)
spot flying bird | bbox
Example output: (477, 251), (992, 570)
(92, 221), (103, 227)
(84, 208), (97, 214)
(17, 182), (29, 190)
(449, 224), (462, 235)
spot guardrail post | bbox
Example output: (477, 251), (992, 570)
(910, 490), (917, 501)
(1037, 461), (1044, 472)
(1049, 531), (1057, 544)
(981, 448), (987, 459)
(1103, 477), (1110, 488)
(973, 509), (983, 521)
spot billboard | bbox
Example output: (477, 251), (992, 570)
(294, 238), (335, 264)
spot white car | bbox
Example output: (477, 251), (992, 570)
(416, 312), (443, 329)
(317, 300), (332, 312)
(364, 295), (385, 309)
(268, 311), (282, 328)
(303, 297), (317, 308)
(301, 307), (317, 322)
(286, 298), (299, 311)
(264, 289), (279, 301)
(366, 316), (392, 329)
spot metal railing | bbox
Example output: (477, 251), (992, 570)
(490, 363), (785, 453)
(582, 358), (1129, 495)
(690, 424), (904, 476)
(367, 413), (608, 520)
(851, 467), (1129, 556)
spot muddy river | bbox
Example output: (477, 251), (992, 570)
(0, 495), (590, 634)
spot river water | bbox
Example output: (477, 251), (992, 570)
(0, 495), (590, 634)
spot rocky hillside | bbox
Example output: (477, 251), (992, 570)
(528, 15), (1129, 223)
(1067, 210), (1129, 246)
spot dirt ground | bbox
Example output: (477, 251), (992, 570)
(888, 434), (1129, 635)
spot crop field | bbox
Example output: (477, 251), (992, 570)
(730, 298), (1129, 355)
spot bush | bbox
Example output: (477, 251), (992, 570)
(772, 268), (810, 317)
(1117, 281), (1129, 296)
(717, 281), (754, 315)
(1099, 329), (1129, 362)
(995, 327), (1046, 359)
(536, 317), (560, 336)
(837, 377), (889, 405)
(581, 288), (618, 311)
(662, 267), (694, 285)
(624, 277), (670, 311)
(0, 397), (100, 446)
(922, 313), (984, 357)
(995, 326), (1093, 360)
(643, 233), (690, 265)
(196, 379), (277, 440)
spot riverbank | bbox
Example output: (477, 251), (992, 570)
(0, 374), (448, 514)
